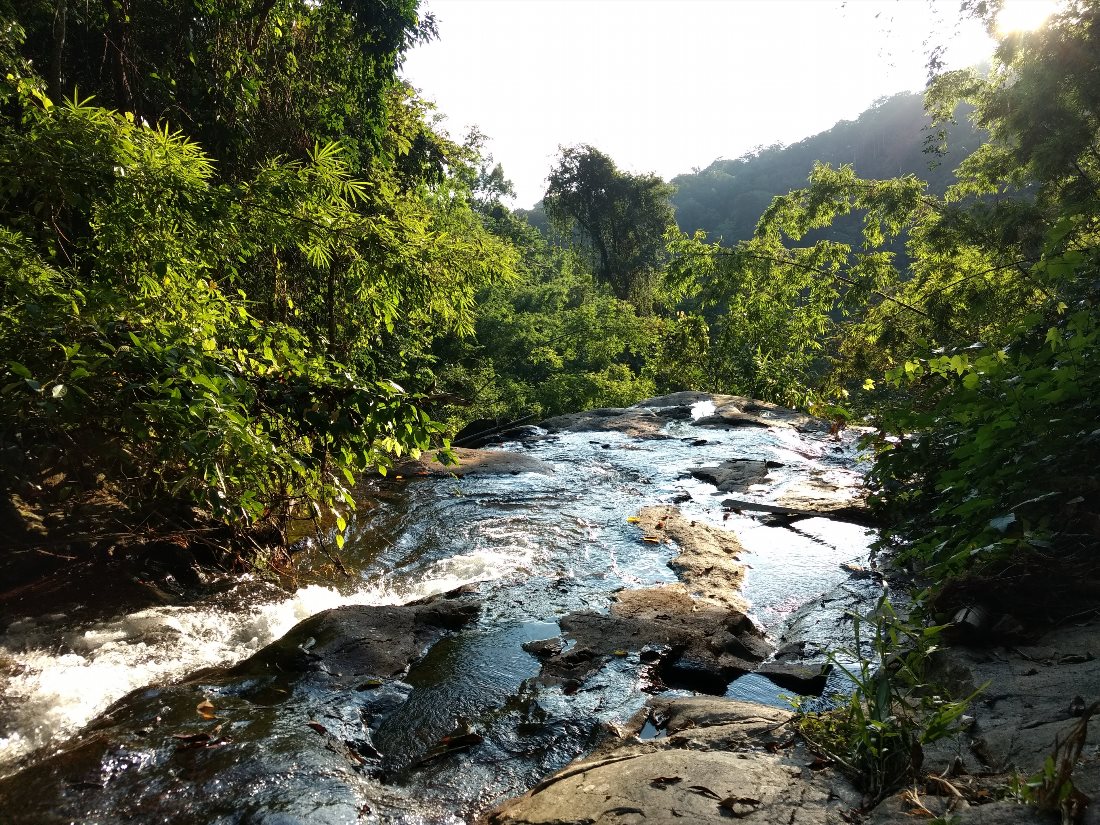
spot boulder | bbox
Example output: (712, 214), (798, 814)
(395, 446), (553, 477)
(488, 697), (859, 825)
(0, 593), (481, 824)
(688, 459), (770, 492)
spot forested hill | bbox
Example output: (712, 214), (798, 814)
(669, 90), (984, 243)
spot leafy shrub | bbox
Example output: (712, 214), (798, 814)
(796, 594), (981, 803)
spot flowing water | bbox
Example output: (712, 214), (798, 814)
(0, 402), (878, 819)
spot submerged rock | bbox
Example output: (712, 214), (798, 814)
(0, 592), (481, 824)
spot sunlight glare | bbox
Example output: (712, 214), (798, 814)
(996, 0), (1059, 33)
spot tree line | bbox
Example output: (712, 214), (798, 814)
(2, 0), (1098, 592)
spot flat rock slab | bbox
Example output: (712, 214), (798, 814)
(488, 747), (853, 825)
(922, 619), (1100, 799)
(396, 447), (552, 477)
(539, 408), (667, 439)
(688, 459), (770, 492)
(634, 505), (748, 611)
(775, 478), (867, 516)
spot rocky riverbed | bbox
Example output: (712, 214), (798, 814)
(1, 392), (1095, 823)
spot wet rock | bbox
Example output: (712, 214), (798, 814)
(537, 585), (770, 692)
(396, 447), (552, 477)
(539, 408), (667, 439)
(227, 592), (481, 689)
(540, 392), (829, 438)
(634, 505), (748, 611)
(453, 420), (546, 448)
(688, 459), (770, 492)
(753, 661), (833, 695)
(0, 594), (481, 824)
(632, 390), (714, 409)
(686, 394), (826, 433)
(521, 637), (563, 659)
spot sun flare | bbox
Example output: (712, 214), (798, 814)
(996, 0), (1060, 33)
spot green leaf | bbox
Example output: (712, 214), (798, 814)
(7, 361), (31, 379)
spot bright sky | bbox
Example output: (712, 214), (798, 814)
(401, 1), (1049, 208)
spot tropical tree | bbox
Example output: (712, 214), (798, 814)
(0, 5), (514, 549)
(544, 145), (676, 313)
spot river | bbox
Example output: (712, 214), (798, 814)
(0, 395), (878, 821)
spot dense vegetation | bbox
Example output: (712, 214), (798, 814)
(0, 1), (515, 549)
(665, 0), (1100, 603)
(669, 90), (985, 246)
(2, 0), (1098, 603)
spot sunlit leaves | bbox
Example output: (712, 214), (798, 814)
(0, 16), (515, 534)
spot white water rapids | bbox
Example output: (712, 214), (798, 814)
(0, 402), (876, 779)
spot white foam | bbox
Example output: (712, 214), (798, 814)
(0, 535), (535, 775)
(0, 580), (392, 774)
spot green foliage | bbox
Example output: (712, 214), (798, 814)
(0, 7), (513, 538)
(661, 1), (1100, 595)
(869, 295), (1100, 577)
(430, 237), (660, 425)
(862, 1), (1100, 584)
(796, 594), (980, 804)
(7, 0), (435, 173)
(545, 145), (677, 313)
(1009, 699), (1097, 825)
(670, 91), (984, 247)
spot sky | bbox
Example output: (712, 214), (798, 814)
(401, 1), (1049, 208)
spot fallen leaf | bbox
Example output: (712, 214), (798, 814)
(196, 699), (217, 720)
(687, 785), (722, 800)
(719, 796), (762, 818)
(649, 775), (682, 789)
(307, 721), (328, 735)
(626, 516), (641, 523)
